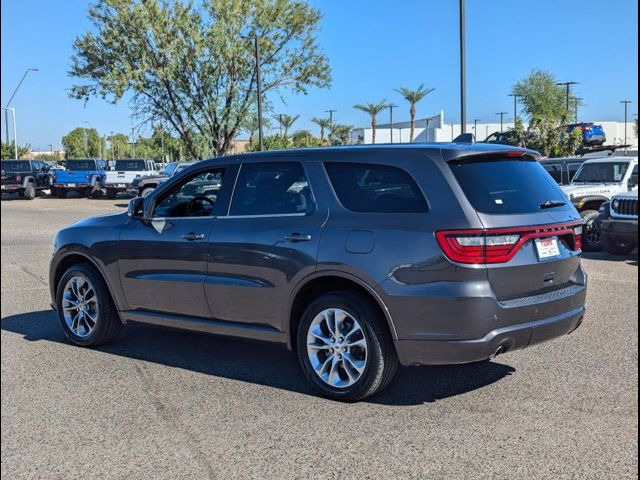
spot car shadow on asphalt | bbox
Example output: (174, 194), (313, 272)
(1, 310), (515, 406)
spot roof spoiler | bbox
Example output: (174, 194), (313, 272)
(452, 133), (475, 144)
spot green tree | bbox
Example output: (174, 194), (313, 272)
(106, 133), (131, 159)
(1, 141), (30, 159)
(329, 123), (353, 145)
(394, 84), (435, 141)
(291, 129), (319, 148)
(61, 127), (103, 158)
(513, 69), (578, 123)
(353, 101), (388, 144)
(310, 117), (331, 141)
(248, 134), (289, 151)
(276, 114), (299, 140)
(70, 0), (331, 159)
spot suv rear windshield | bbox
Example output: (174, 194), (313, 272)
(324, 162), (428, 213)
(449, 159), (567, 214)
(115, 159), (146, 171)
(66, 160), (97, 171)
(573, 162), (630, 183)
(1, 161), (30, 172)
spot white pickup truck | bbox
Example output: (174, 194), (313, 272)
(105, 159), (158, 199)
(560, 156), (638, 251)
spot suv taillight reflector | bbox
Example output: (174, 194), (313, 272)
(436, 222), (583, 264)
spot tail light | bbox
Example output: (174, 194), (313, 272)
(436, 222), (583, 264)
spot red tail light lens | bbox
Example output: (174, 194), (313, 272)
(436, 222), (583, 264)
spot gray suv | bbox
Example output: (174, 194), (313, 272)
(49, 144), (587, 401)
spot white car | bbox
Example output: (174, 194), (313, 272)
(560, 156), (638, 251)
(104, 159), (158, 198)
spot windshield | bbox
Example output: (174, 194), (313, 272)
(114, 159), (146, 171)
(161, 162), (177, 176)
(1, 161), (30, 172)
(573, 162), (630, 183)
(173, 163), (193, 175)
(450, 158), (568, 214)
(66, 160), (97, 171)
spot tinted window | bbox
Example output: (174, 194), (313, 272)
(230, 162), (312, 216)
(629, 165), (638, 188)
(1, 161), (30, 172)
(154, 168), (226, 218)
(66, 160), (97, 171)
(542, 163), (563, 184)
(115, 159), (146, 171)
(161, 163), (177, 176)
(567, 163), (583, 182)
(450, 159), (568, 214)
(325, 162), (427, 213)
(573, 162), (630, 183)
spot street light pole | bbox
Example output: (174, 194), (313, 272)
(325, 109), (337, 143)
(4, 68), (38, 145)
(3, 108), (18, 158)
(254, 35), (264, 151)
(508, 94), (519, 125)
(459, 0), (467, 133)
(495, 112), (507, 132)
(387, 105), (397, 143)
(556, 81), (578, 114)
(621, 100), (632, 146)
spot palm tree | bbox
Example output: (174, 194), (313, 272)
(394, 84), (436, 142)
(353, 101), (388, 144)
(329, 123), (354, 145)
(311, 117), (331, 141)
(275, 114), (300, 140)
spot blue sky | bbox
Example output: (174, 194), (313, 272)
(1, 0), (638, 150)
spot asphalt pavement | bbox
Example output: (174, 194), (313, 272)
(1, 194), (638, 479)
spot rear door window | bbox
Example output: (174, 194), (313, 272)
(542, 163), (563, 184)
(449, 158), (568, 214)
(324, 162), (428, 213)
(230, 162), (313, 216)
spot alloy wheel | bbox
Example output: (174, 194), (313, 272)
(62, 276), (99, 338)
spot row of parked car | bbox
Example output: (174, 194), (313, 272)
(1, 153), (638, 255)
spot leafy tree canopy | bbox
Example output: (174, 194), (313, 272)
(70, 0), (331, 159)
(1, 141), (30, 160)
(61, 127), (104, 158)
(513, 69), (579, 123)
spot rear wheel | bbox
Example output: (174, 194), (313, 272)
(89, 183), (103, 198)
(602, 233), (637, 255)
(56, 264), (122, 347)
(581, 210), (602, 252)
(22, 182), (36, 200)
(106, 189), (117, 199)
(296, 291), (398, 402)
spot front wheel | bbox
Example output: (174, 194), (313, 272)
(581, 210), (602, 252)
(23, 182), (36, 200)
(602, 233), (637, 255)
(56, 264), (122, 347)
(296, 291), (398, 402)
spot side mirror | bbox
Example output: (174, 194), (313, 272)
(128, 197), (146, 219)
(628, 178), (638, 191)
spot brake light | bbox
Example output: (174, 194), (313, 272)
(436, 222), (582, 264)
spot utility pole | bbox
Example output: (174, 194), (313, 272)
(508, 94), (519, 125)
(387, 105), (397, 143)
(3, 108), (18, 158)
(459, 0), (467, 133)
(621, 100), (632, 146)
(254, 35), (264, 151)
(495, 112), (507, 132)
(473, 119), (480, 137)
(326, 109), (337, 143)
(556, 81), (578, 114)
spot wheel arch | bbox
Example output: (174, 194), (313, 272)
(287, 271), (397, 350)
(575, 195), (609, 212)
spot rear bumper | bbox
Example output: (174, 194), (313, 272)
(1, 184), (22, 191)
(395, 305), (585, 366)
(53, 183), (91, 190)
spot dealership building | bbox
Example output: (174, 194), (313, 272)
(350, 111), (638, 149)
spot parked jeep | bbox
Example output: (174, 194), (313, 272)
(561, 156), (638, 251)
(1, 159), (53, 200)
(51, 159), (108, 198)
(126, 161), (196, 197)
(104, 159), (158, 199)
(597, 190), (638, 255)
(540, 158), (587, 186)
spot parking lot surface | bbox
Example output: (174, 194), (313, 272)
(1, 195), (638, 479)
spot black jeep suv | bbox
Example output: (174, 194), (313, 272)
(1, 160), (53, 200)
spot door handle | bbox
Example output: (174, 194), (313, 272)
(284, 233), (312, 242)
(182, 232), (206, 241)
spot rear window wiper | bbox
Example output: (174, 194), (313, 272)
(540, 200), (566, 209)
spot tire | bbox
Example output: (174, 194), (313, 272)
(581, 210), (602, 252)
(106, 189), (117, 199)
(56, 263), (122, 347)
(601, 232), (637, 255)
(22, 182), (36, 200)
(140, 187), (155, 198)
(296, 291), (398, 402)
(89, 183), (103, 198)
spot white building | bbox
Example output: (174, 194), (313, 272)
(350, 110), (638, 148)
